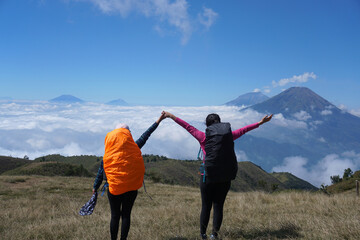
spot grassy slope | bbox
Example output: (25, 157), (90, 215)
(3, 161), (93, 177)
(271, 172), (318, 191)
(327, 170), (360, 194)
(145, 159), (288, 192)
(0, 156), (32, 174)
(34, 154), (102, 173)
(234, 161), (286, 192)
(2, 154), (317, 192)
(0, 175), (359, 240)
(145, 159), (200, 187)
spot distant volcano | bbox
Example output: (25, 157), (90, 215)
(250, 87), (336, 118)
(106, 98), (129, 106)
(234, 87), (360, 171)
(49, 95), (84, 103)
(225, 92), (269, 107)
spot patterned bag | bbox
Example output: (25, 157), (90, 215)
(79, 192), (98, 216)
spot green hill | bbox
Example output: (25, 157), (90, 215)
(327, 170), (360, 194)
(3, 161), (93, 177)
(271, 172), (318, 191)
(2, 154), (317, 192)
(34, 154), (102, 172)
(0, 156), (32, 174)
(234, 161), (286, 192)
(145, 159), (201, 187)
(144, 159), (287, 192)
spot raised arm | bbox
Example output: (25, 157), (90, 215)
(163, 111), (205, 143)
(232, 114), (273, 140)
(258, 114), (273, 126)
(135, 112), (166, 149)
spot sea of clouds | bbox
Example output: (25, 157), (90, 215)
(0, 100), (359, 187)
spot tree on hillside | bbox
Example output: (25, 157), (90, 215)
(330, 175), (342, 184)
(320, 183), (329, 195)
(343, 168), (353, 179)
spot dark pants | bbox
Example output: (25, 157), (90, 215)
(200, 178), (231, 235)
(107, 190), (138, 240)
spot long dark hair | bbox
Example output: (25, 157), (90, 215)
(206, 113), (221, 127)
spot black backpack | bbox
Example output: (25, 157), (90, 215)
(204, 122), (238, 183)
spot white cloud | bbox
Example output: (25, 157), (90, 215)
(272, 72), (317, 88)
(349, 109), (360, 117)
(75, 0), (217, 44)
(0, 142), (96, 160)
(0, 102), (268, 159)
(263, 86), (271, 94)
(253, 88), (261, 93)
(338, 104), (347, 111)
(272, 113), (308, 129)
(273, 156), (309, 179)
(320, 109), (332, 116)
(342, 151), (360, 158)
(336, 104), (360, 117)
(235, 150), (249, 162)
(198, 6), (218, 30)
(26, 138), (51, 150)
(293, 110), (312, 121)
(272, 152), (360, 187)
(61, 142), (86, 156)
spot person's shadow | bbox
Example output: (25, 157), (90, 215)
(224, 223), (302, 239)
(167, 223), (302, 239)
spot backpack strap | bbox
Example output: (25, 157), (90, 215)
(143, 180), (153, 200)
(100, 181), (109, 196)
(198, 147), (206, 183)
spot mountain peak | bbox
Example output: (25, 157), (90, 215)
(283, 86), (316, 95)
(49, 95), (84, 103)
(225, 92), (269, 107)
(249, 87), (335, 117)
(106, 98), (129, 106)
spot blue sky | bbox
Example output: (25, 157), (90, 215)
(1, 0), (360, 108)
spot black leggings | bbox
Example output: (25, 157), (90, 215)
(107, 190), (138, 240)
(200, 178), (231, 235)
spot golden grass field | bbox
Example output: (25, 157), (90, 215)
(0, 175), (359, 240)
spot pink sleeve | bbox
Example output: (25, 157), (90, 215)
(232, 123), (259, 140)
(174, 117), (206, 144)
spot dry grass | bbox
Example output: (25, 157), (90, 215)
(1, 175), (359, 240)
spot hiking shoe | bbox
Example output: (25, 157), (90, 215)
(200, 233), (207, 239)
(210, 233), (219, 240)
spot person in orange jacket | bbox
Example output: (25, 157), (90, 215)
(94, 112), (166, 240)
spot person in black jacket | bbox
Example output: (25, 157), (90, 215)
(163, 111), (272, 240)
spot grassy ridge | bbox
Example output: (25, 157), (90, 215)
(34, 154), (102, 173)
(3, 162), (93, 177)
(145, 159), (200, 187)
(271, 172), (318, 191)
(0, 156), (31, 174)
(234, 161), (285, 192)
(145, 159), (287, 192)
(327, 170), (360, 194)
(1, 154), (317, 192)
(0, 175), (359, 240)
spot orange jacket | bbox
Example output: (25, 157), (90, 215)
(103, 128), (145, 195)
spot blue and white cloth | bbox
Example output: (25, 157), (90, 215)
(79, 192), (98, 216)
